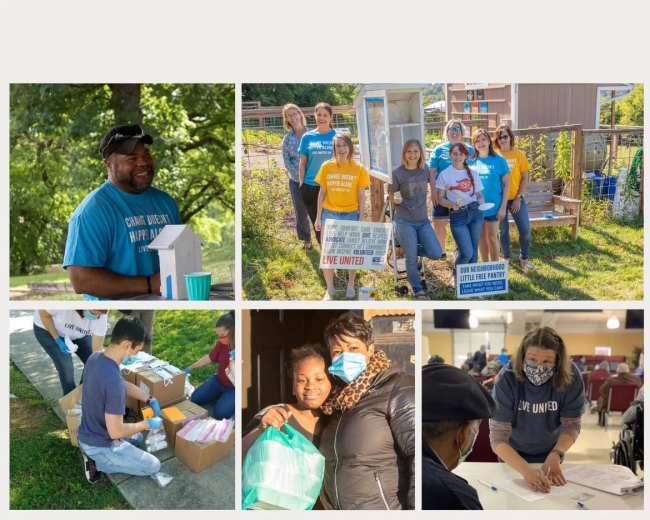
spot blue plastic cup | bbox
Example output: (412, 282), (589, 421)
(184, 272), (212, 300)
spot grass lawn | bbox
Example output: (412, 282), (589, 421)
(10, 361), (131, 510)
(10, 310), (228, 509)
(9, 242), (234, 301)
(242, 168), (644, 301)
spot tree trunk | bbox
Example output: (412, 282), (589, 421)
(108, 84), (142, 125)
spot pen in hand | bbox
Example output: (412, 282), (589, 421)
(477, 479), (498, 491)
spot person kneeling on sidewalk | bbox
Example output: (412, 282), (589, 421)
(78, 316), (163, 483)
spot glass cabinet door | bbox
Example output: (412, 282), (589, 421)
(364, 91), (391, 181)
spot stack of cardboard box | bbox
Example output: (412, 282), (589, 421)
(59, 355), (234, 474)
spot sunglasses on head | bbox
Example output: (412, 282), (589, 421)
(448, 126), (462, 133)
(101, 125), (145, 157)
(498, 134), (510, 141)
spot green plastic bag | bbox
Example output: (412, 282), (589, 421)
(242, 422), (325, 510)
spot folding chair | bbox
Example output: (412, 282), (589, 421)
(600, 383), (639, 430)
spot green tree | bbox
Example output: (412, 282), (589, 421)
(242, 84), (360, 107)
(10, 83), (234, 275)
(619, 84), (643, 126)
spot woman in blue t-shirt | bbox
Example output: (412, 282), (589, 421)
(468, 129), (510, 263)
(489, 327), (585, 494)
(298, 102), (337, 246)
(428, 120), (475, 257)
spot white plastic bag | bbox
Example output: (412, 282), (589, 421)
(145, 428), (168, 453)
(151, 472), (173, 487)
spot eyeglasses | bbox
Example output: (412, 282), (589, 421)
(101, 124), (145, 157)
(498, 134), (510, 141)
(287, 112), (301, 119)
(448, 126), (462, 133)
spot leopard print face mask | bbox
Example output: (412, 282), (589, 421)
(321, 349), (392, 414)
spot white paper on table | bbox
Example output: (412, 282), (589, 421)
(562, 465), (642, 495)
(497, 478), (574, 501)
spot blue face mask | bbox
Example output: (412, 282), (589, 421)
(328, 352), (367, 384)
(122, 345), (137, 365)
(84, 310), (99, 321)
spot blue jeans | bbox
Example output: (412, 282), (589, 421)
(191, 375), (235, 419)
(34, 324), (93, 395)
(321, 209), (359, 227)
(499, 197), (532, 260)
(449, 202), (484, 276)
(79, 434), (161, 476)
(288, 179), (311, 242)
(394, 218), (442, 293)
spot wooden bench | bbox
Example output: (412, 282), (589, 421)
(508, 180), (582, 240)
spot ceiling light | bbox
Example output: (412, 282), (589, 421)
(469, 315), (479, 329)
(606, 316), (620, 329)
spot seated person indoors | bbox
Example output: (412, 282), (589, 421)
(422, 363), (497, 510)
(597, 362), (642, 413)
(575, 356), (587, 372)
(489, 327), (584, 493)
(77, 316), (163, 484)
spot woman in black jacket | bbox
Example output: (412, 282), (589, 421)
(318, 313), (415, 510)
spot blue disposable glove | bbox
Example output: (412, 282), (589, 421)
(55, 337), (70, 355)
(184, 367), (191, 375)
(147, 417), (163, 429)
(150, 398), (161, 417)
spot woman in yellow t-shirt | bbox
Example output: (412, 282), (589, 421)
(314, 133), (371, 300)
(493, 125), (534, 273)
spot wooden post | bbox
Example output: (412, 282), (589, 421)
(570, 127), (584, 199)
(370, 176), (384, 222)
(609, 90), (616, 177)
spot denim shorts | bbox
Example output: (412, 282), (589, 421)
(483, 213), (499, 222)
(321, 209), (359, 227)
(432, 204), (450, 219)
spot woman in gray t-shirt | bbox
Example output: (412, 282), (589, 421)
(387, 140), (442, 300)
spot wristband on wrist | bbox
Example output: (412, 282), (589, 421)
(146, 276), (152, 294)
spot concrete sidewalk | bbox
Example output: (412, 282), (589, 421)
(9, 309), (235, 510)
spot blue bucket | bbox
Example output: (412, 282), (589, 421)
(602, 176), (617, 200)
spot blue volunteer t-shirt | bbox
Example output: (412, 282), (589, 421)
(428, 141), (475, 179)
(492, 362), (584, 460)
(63, 181), (182, 300)
(78, 352), (127, 448)
(468, 154), (510, 217)
(299, 129), (336, 186)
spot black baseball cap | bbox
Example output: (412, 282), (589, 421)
(422, 364), (498, 422)
(99, 124), (153, 159)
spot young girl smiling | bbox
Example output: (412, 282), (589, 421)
(436, 143), (485, 293)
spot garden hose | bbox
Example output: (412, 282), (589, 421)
(626, 146), (643, 193)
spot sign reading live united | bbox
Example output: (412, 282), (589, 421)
(457, 261), (508, 298)
(319, 220), (391, 270)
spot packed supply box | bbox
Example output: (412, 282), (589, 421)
(136, 368), (186, 405)
(175, 432), (235, 473)
(175, 418), (235, 473)
(59, 385), (84, 447)
(160, 400), (208, 447)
